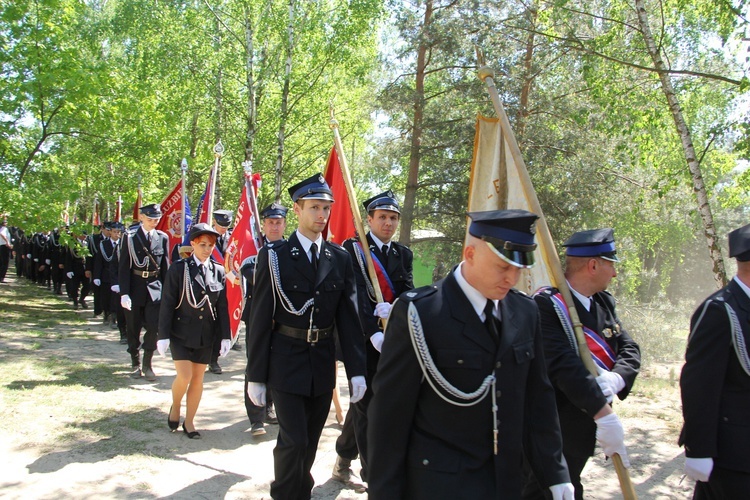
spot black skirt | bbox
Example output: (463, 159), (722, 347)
(170, 336), (212, 364)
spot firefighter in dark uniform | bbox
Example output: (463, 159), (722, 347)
(332, 190), (414, 484)
(680, 223), (750, 499)
(64, 231), (92, 310)
(245, 174), (367, 500)
(522, 228), (640, 500)
(157, 223), (231, 438)
(242, 202), (287, 436)
(46, 228), (65, 295)
(88, 225), (105, 317)
(94, 222), (120, 328)
(208, 209), (233, 374)
(119, 204), (169, 381)
(368, 210), (573, 500)
(109, 222), (128, 344)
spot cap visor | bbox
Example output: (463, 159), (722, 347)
(485, 241), (535, 268)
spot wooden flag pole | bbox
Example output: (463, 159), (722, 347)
(476, 54), (637, 500)
(329, 108), (385, 307)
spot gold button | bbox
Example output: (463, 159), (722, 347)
(199, 315), (203, 320)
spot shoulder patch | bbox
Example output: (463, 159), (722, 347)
(399, 285), (437, 302)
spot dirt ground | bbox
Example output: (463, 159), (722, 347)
(0, 271), (697, 499)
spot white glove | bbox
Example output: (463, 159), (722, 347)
(549, 483), (575, 500)
(111, 284), (120, 293)
(45, 259), (51, 265)
(247, 382), (267, 407)
(684, 457), (713, 483)
(120, 294), (132, 310)
(93, 279), (101, 286)
(156, 339), (170, 358)
(219, 339), (232, 357)
(66, 271), (74, 279)
(26, 253), (31, 259)
(370, 331), (384, 352)
(595, 412), (630, 467)
(596, 366), (625, 403)
(373, 302), (392, 319)
(349, 375), (367, 404)
(33, 258), (38, 262)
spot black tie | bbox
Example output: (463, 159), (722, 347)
(199, 264), (207, 283)
(381, 244), (389, 268)
(484, 300), (500, 343)
(310, 242), (318, 271)
(146, 232), (151, 246)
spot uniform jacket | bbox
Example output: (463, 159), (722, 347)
(679, 278), (750, 473)
(343, 233), (414, 374)
(64, 242), (90, 277)
(240, 236), (277, 325)
(534, 288), (640, 458)
(245, 232), (366, 397)
(118, 228), (169, 307)
(93, 239), (118, 284)
(368, 272), (569, 500)
(158, 258), (230, 349)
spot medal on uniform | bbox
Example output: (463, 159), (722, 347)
(602, 328), (613, 339)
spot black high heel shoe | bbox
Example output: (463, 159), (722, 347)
(168, 406), (179, 431)
(182, 422), (201, 439)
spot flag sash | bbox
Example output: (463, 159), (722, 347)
(353, 242), (395, 303)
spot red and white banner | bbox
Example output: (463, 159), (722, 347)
(194, 168), (215, 226)
(155, 179), (188, 258)
(323, 147), (356, 244)
(223, 173), (263, 344)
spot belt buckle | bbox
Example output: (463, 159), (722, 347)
(306, 328), (319, 343)
(141, 271), (150, 278)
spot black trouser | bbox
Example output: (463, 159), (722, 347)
(522, 453), (588, 500)
(270, 388), (331, 500)
(124, 299), (159, 354)
(100, 282), (115, 314)
(0, 246), (9, 282)
(67, 274), (91, 302)
(335, 370), (375, 481)
(694, 466), (750, 500)
(92, 282), (102, 315)
(51, 265), (63, 293)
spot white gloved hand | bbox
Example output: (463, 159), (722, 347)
(370, 331), (385, 352)
(120, 294), (132, 310)
(66, 271), (74, 279)
(349, 375), (367, 404)
(93, 279), (101, 286)
(247, 382), (267, 407)
(26, 253), (31, 259)
(596, 366), (625, 402)
(156, 339), (170, 358)
(33, 258), (38, 262)
(45, 259), (51, 265)
(685, 457), (713, 483)
(549, 482), (575, 500)
(219, 339), (232, 357)
(111, 284), (120, 293)
(595, 412), (630, 467)
(373, 302), (392, 319)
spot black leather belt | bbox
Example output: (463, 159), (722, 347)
(133, 269), (159, 278)
(274, 324), (333, 343)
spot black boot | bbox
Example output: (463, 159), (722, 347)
(142, 350), (156, 381)
(129, 352), (142, 379)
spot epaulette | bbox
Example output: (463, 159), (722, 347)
(266, 239), (288, 250)
(399, 284), (438, 302)
(508, 288), (534, 302)
(155, 229), (169, 238)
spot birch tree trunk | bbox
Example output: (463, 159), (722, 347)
(243, 2), (256, 167)
(398, 0), (432, 247)
(213, 15), (224, 207)
(516, 4), (538, 143)
(634, 0), (727, 287)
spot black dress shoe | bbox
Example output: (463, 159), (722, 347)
(208, 361), (222, 374)
(182, 422), (201, 439)
(168, 406), (179, 431)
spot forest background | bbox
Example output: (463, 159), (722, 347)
(2, 0), (750, 364)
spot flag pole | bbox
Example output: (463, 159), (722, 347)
(210, 140), (223, 218)
(181, 158), (188, 241)
(476, 52), (637, 500)
(329, 107), (385, 306)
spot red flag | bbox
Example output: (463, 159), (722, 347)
(323, 147), (356, 244)
(92, 199), (101, 227)
(223, 173), (263, 343)
(132, 187), (142, 222)
(155, 179), (189, 259)
(195, 169), (215, 225)
(115, 197), (122, 223)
